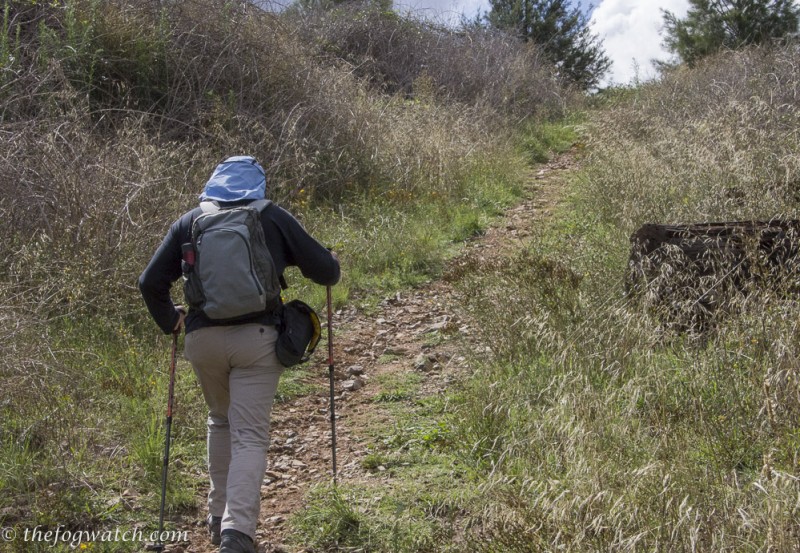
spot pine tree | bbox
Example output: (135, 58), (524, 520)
(663, 0), (800, 66)
(487, 0), (609, 90)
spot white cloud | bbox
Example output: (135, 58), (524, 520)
(590, 0), (690, 86)
(392, 0), (692, 85)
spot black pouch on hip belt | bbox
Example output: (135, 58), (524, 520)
(276, 300), (322, 367)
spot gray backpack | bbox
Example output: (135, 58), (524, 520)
(182, 200), (282, 321)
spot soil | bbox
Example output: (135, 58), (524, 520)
(167, 150), (577, 553)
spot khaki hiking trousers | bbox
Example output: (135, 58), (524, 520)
(185, 323), (284, 540)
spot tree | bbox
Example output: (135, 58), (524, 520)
(487, 0), (610, 90)
(663, 0), (800, 66)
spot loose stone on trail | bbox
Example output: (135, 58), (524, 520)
(342, 377), (364, 391)
(347, 365), (365, 376)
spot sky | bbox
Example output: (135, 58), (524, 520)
(590, 0), (690, 85)
(392, 0), (693, 86)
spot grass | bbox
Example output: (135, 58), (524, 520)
(447, 180), (771, 551)
(0, 162), (526, 549)
(292, 387), (475, 553)
(0, 87), (553, 553)
(288, 123), (578, 551)
(442, 48), (800, 552)
(372, 371), (422, 404)
(0, 3), (607, 551)
(21, 33), (800, 548)
(291, 155), (526, 310)
(290, 47), (800, 550)
(2, 0), (566, 538)
(0, 315), (203, 551)
(517, 119), (581, 163)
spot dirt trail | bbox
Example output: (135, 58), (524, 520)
(177, 150), (578, 553)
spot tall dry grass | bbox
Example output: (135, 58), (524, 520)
(0, 0), (569, 536)
(291, 4), (569, 120)
(1, 0), (549, 315)
(587, 46), (800, 229)
(450, 45), (800, 552)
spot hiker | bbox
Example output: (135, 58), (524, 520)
(138, 156), (340, 553)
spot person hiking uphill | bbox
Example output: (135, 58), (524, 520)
(138, 156), (340, 553)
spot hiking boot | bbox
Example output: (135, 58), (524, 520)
(219, 529), (256, 553)
(207, 514), (222, 545)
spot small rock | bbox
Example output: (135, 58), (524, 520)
(291, 460), (308, 469)
(342, 378), (364, 391)
(347, 365), (365, 376)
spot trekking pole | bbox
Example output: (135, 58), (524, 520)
(146, 330), (179, 552)
(327, 285), (338, 485)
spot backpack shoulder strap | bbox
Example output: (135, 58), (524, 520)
(250, 199), (272, 213)
(247, 199), (284, 289)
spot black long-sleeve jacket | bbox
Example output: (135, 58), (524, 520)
(139, 201), (340, 334)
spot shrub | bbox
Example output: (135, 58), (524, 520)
(291, 3), (571, 120)
(0, 0), (567, 532)
(586, 45), (800, 232)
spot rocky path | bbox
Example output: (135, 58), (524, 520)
(177, 150), (577, 553)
